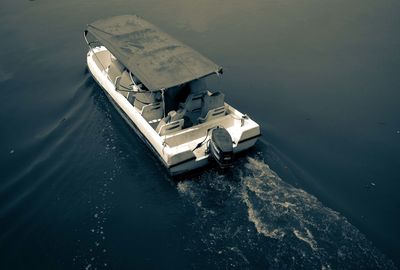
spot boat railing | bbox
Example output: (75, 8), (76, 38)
(84, 30), (107, 71)
(84, 30), (102, 48)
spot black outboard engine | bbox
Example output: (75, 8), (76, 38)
(209, 127), (233, 168)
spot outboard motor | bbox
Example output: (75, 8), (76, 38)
(209, 127), (233, 168)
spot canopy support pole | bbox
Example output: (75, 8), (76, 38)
(161, 88), (166, 118)
(84, 30), (107, 71)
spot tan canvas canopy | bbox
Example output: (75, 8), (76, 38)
(85, 15), (222, 91)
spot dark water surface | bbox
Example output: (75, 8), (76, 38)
(1, 0), (399, 269)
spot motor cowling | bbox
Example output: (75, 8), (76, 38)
(209, 127), (233, 168)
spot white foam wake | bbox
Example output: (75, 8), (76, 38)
(177, 156), (397, 269)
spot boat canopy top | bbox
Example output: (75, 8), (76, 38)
(85, 15), (223, 91)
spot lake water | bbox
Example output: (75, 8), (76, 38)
(0, 0), (399, 269)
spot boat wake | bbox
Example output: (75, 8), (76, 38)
(177, 156), (396, 269)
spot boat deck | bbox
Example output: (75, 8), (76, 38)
(87, 46), (260, 174)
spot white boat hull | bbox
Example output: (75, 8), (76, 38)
(87, 47), (261, 176)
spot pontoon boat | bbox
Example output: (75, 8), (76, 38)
(84, 15), (260, 176)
